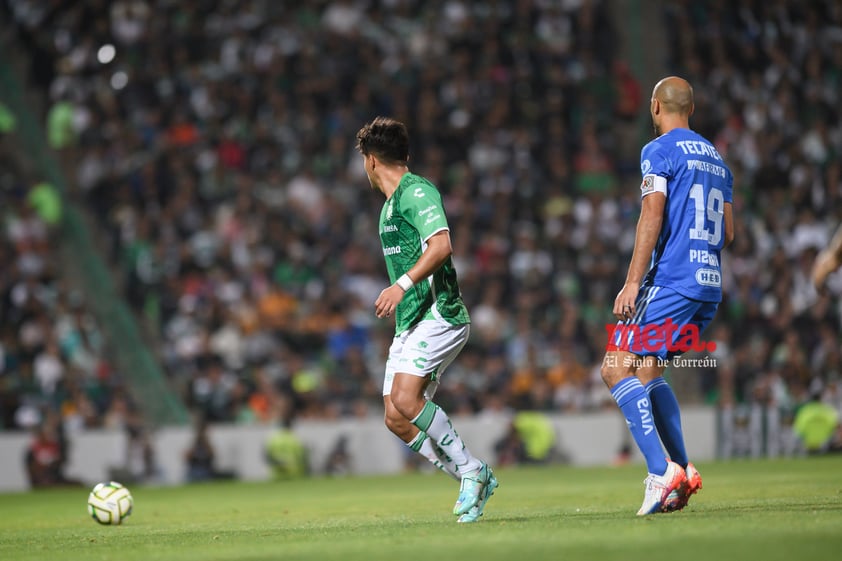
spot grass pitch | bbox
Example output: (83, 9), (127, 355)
(1, 456), (841, 561)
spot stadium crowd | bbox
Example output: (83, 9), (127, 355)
(0, 95), (132, 454)
(3, 0), (841, 458)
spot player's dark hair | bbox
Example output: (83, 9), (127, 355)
(355, 117), (409, 164)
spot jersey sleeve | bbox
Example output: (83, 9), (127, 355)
(400, 181), (449, 242)
(639, 141), (671, 199)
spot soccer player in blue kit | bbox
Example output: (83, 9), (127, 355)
(601, 77), (735, 515)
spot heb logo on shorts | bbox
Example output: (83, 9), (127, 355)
(605, 318), (717, 354)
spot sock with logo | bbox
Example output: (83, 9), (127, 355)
(645, 376), (688, 467)
(611, 376), (668, 475)
(407, 430), (460, 481)
(411, 401), (481, 476)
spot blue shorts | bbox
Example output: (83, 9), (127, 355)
(606, 285), (719, 360)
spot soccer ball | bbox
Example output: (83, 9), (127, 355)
(87, 481), (133, 525)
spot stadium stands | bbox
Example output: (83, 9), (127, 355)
(3, 1), (840, 459)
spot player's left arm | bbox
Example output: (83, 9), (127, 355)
(614, 191), (666, 320)
(374, 230), (452, 319)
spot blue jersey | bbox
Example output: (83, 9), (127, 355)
(639, 128), (733, 303)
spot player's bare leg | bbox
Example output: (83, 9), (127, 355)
(384, 395), (459, 480)
(388, 372), (490, 516)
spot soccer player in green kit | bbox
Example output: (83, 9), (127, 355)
(356, 117), (497, 523)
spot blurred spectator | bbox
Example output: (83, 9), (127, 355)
(265, 420), (308, 480)
(494, 421), (528, 467)
(495, 411), (562, 467)
(184, 416), (234, 482)
(187, 354), (237, 422)
(793, 391), (841, 454)
(0, 101), (16, 134)
(324, 434), (351, 477)
(109, 412), (160, 485)
(24, 412), (81, 488)
(45, 95), (75, 151)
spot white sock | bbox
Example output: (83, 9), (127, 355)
(407, 431), (460, 481)
(411, 401), (481, 476)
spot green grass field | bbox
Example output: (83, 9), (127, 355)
(1, 456), (841, 561)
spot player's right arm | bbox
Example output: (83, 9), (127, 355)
(374, 180), (451, 319)
(373, 230), (452, 319)
(614, 143), (670, 321)
(614, 191), (666, 320)
(723, 201), (734, 248)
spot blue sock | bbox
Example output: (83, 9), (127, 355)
(611, 376), (667, 475)
(645, 377), (688, 468)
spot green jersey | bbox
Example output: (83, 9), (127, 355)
(379, 173), (470, 334)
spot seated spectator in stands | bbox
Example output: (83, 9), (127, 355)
(188, 355), (237, 423)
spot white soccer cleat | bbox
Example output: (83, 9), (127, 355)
(636, 460), (686, 516)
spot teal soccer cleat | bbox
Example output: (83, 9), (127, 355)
(453, 462), (492, 516)
(457, 467), (498, 523)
